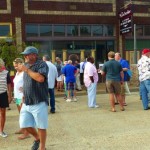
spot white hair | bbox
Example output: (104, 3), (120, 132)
(68, 60), (72, 64)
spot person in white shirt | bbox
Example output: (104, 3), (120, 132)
(43, 55), (58, 113)
(80, 58), (86, 86)
(13, 58), (30, 140)
(137, 48), (150, 110)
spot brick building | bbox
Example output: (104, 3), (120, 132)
(0, 0), (150, 65)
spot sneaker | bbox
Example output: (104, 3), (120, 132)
(94, 104), (99, 108)
(73, 97), (77, 102)
(66, 99), (72, 102)
(31, 140), (40, 150)
(0, 132), (8, 138)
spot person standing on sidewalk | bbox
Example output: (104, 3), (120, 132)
(62, 60), (77, 102)
(18, 46), (49, 150)
(137, 48), (150, 110)
(115, 52), (130, 106)
(101, 51), (124, 112)
(43, 55), (58, 114)
(0, 58), (12, 138)
(84, 56), (99, 108)
(13, 58), (30, 140)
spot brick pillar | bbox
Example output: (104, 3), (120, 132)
(15, 17), (23, 52)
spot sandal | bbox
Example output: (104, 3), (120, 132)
(15, 130), (23, 134)
(18, 134), (30, 140)
(110, 108), (116, 112)
(120, 107), (125, 111)
(123, 103), (127, 106)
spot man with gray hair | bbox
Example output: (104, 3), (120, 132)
(43, 55), (58, 113)
(62, 60), (77, 102)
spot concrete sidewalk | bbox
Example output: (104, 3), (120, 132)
(3, 91), (150, 150)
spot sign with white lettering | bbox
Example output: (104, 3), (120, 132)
(119, 6), (133, 34)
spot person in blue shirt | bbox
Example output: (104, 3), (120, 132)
(62, 60), (77, 102)
(115, 52), (131, 106)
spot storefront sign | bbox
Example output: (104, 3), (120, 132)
(119, 7), (133, 34)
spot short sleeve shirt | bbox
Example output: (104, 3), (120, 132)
(23, 59), (49, 105)
(62, 64), (77, 83)
(102, 59), (122, 81)
(84, 62), (98, 87)
(120, 59), (129, 81)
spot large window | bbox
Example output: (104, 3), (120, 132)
(0, 23), (12, 37)
(26, 24), (114, 38)
(67, 25), (78, 36)
(26, 24), (38, 37)
(92, 25), (103, 36)
(144, 25), (150, 36)
(54, 25), (65, 36)
(126, 25), (150, 37)
(40, 24), (52, 36)
(80, 25), (91, 36)
(136, 25), (143, 36)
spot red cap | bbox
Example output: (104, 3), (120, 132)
(142, 48), (150, 55)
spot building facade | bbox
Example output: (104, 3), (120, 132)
(0, 0), (150, 65)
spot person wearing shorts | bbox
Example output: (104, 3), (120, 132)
(0, 58), (12, 138)
(18, 46), (49, 150)
(62, 60), (77, 102)
(101, 51), (124, 112)
(13, 58), (30, 140)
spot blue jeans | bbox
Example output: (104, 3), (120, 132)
(140, 79), (150, 110)
(48, 88), (55, 112)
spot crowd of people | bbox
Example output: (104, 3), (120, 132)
(0, 46), (148, 150)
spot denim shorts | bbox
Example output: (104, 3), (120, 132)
(19, 102), (48, 129)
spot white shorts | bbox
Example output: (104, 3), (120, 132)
(57, 75), (62, 81)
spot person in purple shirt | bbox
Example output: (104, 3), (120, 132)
(62, 60), (77, 102)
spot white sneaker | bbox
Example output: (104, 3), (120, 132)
(66, 99), (72, 102)
(0, 132), (7, 138)
(94, 104), (99, 108)
(73, 97), (77, 102)
(89, 104), (99, 108)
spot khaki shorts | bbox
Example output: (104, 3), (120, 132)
(106, 81), (121, 94)
(120, 84), (125, 96)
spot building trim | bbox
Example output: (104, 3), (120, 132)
(0, 0), (11, 14)
(24, 0), (116, 16)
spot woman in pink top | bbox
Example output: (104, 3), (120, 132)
(84, 57), (99, 108)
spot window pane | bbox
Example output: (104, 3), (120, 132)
(40, 24), (52, 36)
(92, 25), (103, 36)
(103, 25), (114, 36)
(0, 25), (10, 36)
(67, 25), (78, 36)
(54, 25), (65, 36)
(80, 25), (91, 36)
(144, 26), (150, 36)
(26, 24), (38, 37)
(136, 25), (143, 36)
